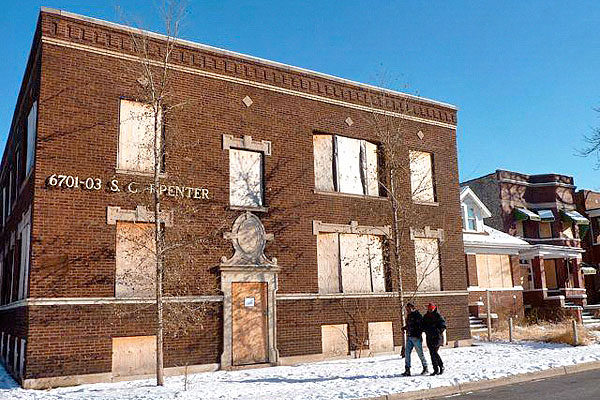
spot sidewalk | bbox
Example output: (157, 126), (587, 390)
(2, 340), (600, 399)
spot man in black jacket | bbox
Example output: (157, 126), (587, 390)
(401, 302), (428, 376)
(422, 302), (446, 375)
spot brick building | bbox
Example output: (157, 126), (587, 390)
(462, 170), (589, 319)
(575, 190), (600, 305)
(0, 9), (469, 388)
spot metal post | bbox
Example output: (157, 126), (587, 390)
(509, 317), (513, 342)
(572, 320), (579, 346)
(486, 290), (492, 341)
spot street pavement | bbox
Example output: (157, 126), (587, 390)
(432, 368), (600, 399)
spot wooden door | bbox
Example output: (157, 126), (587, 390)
(232, 282), (268, 365)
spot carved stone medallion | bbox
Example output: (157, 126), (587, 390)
(221, 212), (277, 267)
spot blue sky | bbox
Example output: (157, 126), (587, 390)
(2, 1), (600, 189)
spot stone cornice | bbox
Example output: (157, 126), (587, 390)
(38, 9), (457, 127)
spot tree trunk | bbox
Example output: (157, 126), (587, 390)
(153, 107), (165, 386)
(390, 169), (406, 355)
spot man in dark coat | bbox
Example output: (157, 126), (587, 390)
(422, 302), (446, 375)
(401, 302), (428, 376)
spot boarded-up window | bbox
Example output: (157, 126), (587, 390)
(317, 233), (385, 293)
(313, 135), (335, 191)
(321, 324), (348, 356)
(26, 102), (37, 175)
(414, 238), (441, 291)
(340, 234), (385, 293)
(118, 99), (161, 173)
(409, 151), (435, 203)
(313, 134), (379, 196)
(112, 336), (156, 376)
(476, 254), (513, 288)
(516, 221), (524, 237)
(544, 259), (558, 289)
(539, 222), (552, 238)
(115, 222), (156, 298)
(317, 233), (340, 294)
(229, 149), (263, 207)
(368, 321), (394, 354)
(18, 221), (30, 300)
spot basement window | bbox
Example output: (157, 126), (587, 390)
(313, 134), (379, 196)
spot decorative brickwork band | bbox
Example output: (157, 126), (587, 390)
(222, 134), (272, 155)
(312, 220), (391, 236)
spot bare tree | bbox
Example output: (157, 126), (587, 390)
(579, 106), (600, 167)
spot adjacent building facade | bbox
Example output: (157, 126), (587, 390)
(460, 187), (528, 324)
(462, 170), (588, 319)
(0, 9), (469, 388)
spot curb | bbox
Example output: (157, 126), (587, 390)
(358, 360), (600, 400)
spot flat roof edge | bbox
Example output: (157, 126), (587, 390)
(40, 7), (458, 111)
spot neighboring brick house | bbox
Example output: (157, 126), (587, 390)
(574, 190), (600, 305)
(461, 187), (528, 326)
(461, 170), (588, 319)
(0, 9), (469, 388)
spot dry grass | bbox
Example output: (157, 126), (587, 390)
(489, 321), (595, 346)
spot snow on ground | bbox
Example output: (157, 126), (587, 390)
(2, 341), (600, 400)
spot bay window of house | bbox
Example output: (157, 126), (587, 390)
(413, 237), (441, 291)
(118, 99), (163, 174)
(115, 222), (156, 298)
(229, 149), (264, 208)
(409, 150), (436, 203)
(313, 134), (379, 196)
(26, 101), (37, 176)
(317, 233), (386, 294)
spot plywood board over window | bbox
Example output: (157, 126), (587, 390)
(368, 321), (394, 354)
(476, 254), (513, 288)
(321, 324), (348, 357)
(414, 238), (441, 291)
(340, 234), (385, 293)
(115, 222), (156, 297)
(112, 336), (156, 377)
(317, 233), (340, 294)
(313, 135), (335, 192)
(336, 136), (363, 195)
(539, 222), (552, 239)
(229, 149), (263, 207)
(409, 151), (435, 203)
(118, 99), (161, 173)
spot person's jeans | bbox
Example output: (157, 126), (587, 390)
(405, 336), (427, 369)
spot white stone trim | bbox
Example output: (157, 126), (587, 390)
(276, 290), (468, 300)
(223, 134), (272, 155)
(106, 205), (173, 227)
(312, 220), (391, 236)
(0, 296), (223, 310)
(410, 226), (444, 241)
(498, 178), (575, 189)
(40, 37), (458, 130)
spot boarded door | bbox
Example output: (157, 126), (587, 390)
(232, 282), (268, 365)
(545, 259), (558, 289)
(112, 336), (156, 377)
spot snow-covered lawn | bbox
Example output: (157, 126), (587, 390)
(2, 341), (600, 400)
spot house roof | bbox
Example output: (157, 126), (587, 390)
(460, 186), (492, 218)
(463, 225), (530, 252)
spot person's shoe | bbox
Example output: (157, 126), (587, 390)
(430, 367), (439, 376)
(401, 368), (411, 377)
(421, 366), (428, 375)
(438, 366), (444, 375)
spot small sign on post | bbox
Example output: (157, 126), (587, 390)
(509, 317), (513, 342)
(572, 320), (578, 346)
